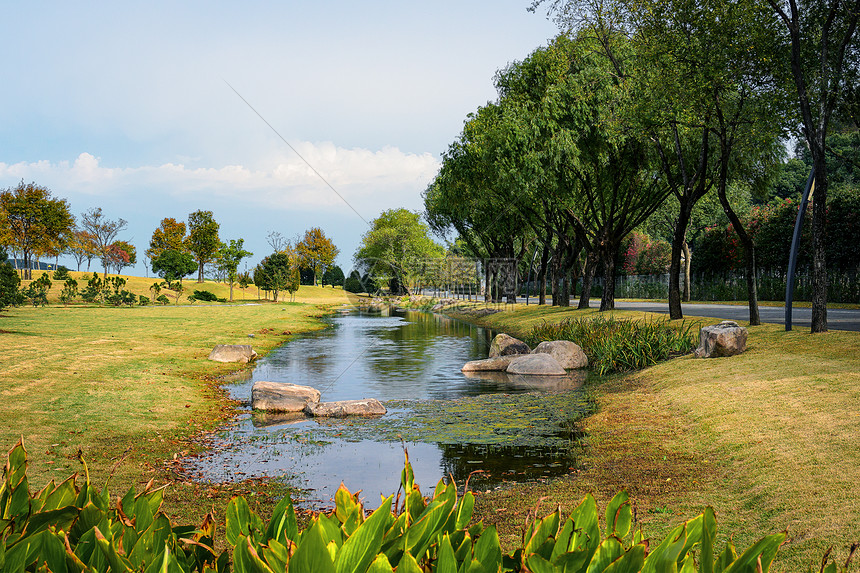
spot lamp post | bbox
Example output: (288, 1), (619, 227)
(785, 169), (815, 331)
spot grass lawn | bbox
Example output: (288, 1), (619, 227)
(0, 279), (354, 527)
(448, 303), (860, 572)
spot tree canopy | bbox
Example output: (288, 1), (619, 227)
(295, 227), (339, 286)
(355, 209), (443, 295)
(0, 181), (74, 280)
(187, 210), (220, 283)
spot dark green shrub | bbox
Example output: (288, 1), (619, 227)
(23, 274), (52, 307)
(138, 294), (150, 306)
(80, 272), (103, 303)
(192, 289), (219, 301)
(156, 294), (170, 304)
(52, 266), (71, 281)
(59, 277), (78, 304)
(0, 250), (23, 310)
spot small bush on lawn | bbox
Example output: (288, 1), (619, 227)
(193, 289), (219, 301)
(2, 440), (853, 573)
(525, 315), (697, 375)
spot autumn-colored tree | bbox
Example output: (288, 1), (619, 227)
(80, 207), (128, 278)
(107, 240), (137, 275)
(187, 210), (220, 283)
(0, 181), (74, 279)
(67, 229), (98, 271)
(295, 227), (339, 286)
(147, 218), (187, 261)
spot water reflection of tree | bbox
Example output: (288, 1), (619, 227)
(436, 441), (582, 488)
(361, 311), (495, 385)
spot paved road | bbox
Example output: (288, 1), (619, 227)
(608, 301), (860, 332)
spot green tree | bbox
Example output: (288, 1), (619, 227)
(0, 249), (23, 311)
(147, 217), (188, 261)
(0, 181), (74, 280)
(355, 209), (444, 295)
(322, 265), (345, 287)
(295, 227), (339, 286)
(187, 210), (220, 283)
(151, 249), (198, 284)
(764, 0), (860, 332)
(255, 252), (297, 302)
(216, 239), (253, 301)
(80, 207), (128, 278)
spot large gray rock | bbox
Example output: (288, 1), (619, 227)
(694, 321), (748, 358)
(506, 353), (567, 376)
(208, 344), (258, 363)
(464, 369), (587, 390)
(531, 340), (588, 370)
(461, 356), (517, 372)
(251, 381), (320, 412)
(304, 399), (387, 418)
(488, 334), (531, 358)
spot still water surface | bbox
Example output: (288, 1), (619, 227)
(185, 309), (589, 507)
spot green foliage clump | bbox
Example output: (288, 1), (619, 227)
(52, 266), (71, 281)
(138, 294), (150, 306)
(525, 315), (697, 375)
(80, 272), (103, 303)
(103, 276), (136, 306)
(23, 274), (52, 307)
(0, 250), (23, 311)
(193, 289), (219, 302)
(59, 277), (79, 304)
(2, 440), (845, 573)
(156, 294), (170, 305)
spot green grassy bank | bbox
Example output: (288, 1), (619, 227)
(0, 284), (354, 527)
(445, 303), (860, 572)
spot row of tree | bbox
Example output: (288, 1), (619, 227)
(423, 0), (858, 331)
(0, 182), (134, 280)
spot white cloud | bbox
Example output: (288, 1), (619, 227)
(0, 144), (441, 213)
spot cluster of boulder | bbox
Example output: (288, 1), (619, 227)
(462, 333), (588, 376)
(250, 380), (386, 418)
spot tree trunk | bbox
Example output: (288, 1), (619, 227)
(682, 241), (692, 302)
(538, 242), (550, 305)
(198, 263), (204, 283)
(578, 251), (597, 309)
(810, 152), (829, 332)
(600, 247), (617, 311)
(717, 177), (760, 325)
(668, 206), (692, 319)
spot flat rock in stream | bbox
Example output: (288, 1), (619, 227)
(251, 381), (320, 412)
(304, 399), (387, 418)
(461, 356), (517, 372)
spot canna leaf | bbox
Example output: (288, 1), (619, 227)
(334, 496), (392, 573)
(721, 532), (786, 573)
(264, 496), (298, 545)
(604, 491), (632, 541)
(585, 536), (624, 573)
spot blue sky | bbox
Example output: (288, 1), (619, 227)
(1, 1), (559, 275)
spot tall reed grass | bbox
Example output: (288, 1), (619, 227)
(524, 315), (697, 375)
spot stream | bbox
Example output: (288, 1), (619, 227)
(184, 308), (592, 508)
